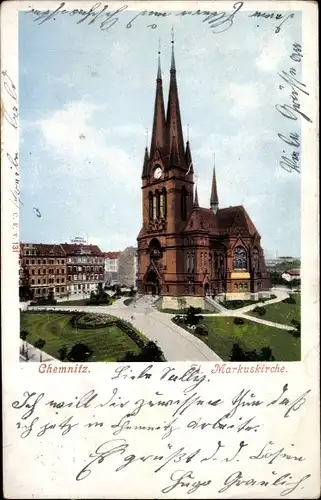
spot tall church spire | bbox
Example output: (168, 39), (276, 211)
(150, 41), (166, 161)
(194, 184), (199, 208)
(166, 29), (185, 163)
(210, 154), (219, 214)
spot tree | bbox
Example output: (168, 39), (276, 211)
(67, 343), (93, 362)
(57, 346), (68, 361)
(19, 264), (33, 301)
(20, 330), (29, 356)
(185, 306), (203, 326)
(34, 338), (46, 362)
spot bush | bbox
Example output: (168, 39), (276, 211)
(57, 346), (68, 361)
(67, 343), (93, 362)
(283, 295), (296, 304)
(233, 317), (245, 325)
(253, 306), (266, 316)
(195, 325), (208, 336)
(230, 342), (275, 361)
(119, 341), (164, 362)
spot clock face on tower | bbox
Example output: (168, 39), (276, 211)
(153, 166), (162, 179)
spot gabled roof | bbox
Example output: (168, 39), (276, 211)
(103, 251), (121, 259)
(183, 205), (260, 237)
(60, 243), (103, 255)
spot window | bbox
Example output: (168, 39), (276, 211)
(200, 252), (203, 269)
(57, 260), (60, 264)
(61, 269), (65, 274)
(160, 187), (167, 218)
(57, 269), (60, 274)
(191, 252), (195, 273)
(57, 278), (60, 283)
(31, 269), (35, 275)
(43, 279), (47, 284)
(37, 259), (41, 264)
(186, 253), (190, 273)
(62, 260), (65, 264)
(253, 248), (260, 272)
(233, 246), (247, 270)
(56, 287), (60, 293)
(43, 259), (46, 264)
(26, 259), (29, 264)
(31, 279), (35, 284)
(61, 287), (65, 292)
(37, 279), (40, 284)
(62, 278), (65, 283)
(181, 186), (187, 221)
(73, 275), (77, 281)
(38, 269), (41, 275)
(43, 269), (46, 275)
(152, 193), (157, 220)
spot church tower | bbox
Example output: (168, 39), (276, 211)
(137, 35), (195, 296)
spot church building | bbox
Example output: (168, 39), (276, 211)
(136, 39), (270, 309)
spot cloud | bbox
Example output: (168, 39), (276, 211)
(256, 34), (289, 73)
(218, 82), (267, 118)
(34, 99), (141, 191)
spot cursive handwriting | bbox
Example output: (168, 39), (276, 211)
(218, 469), (311, 496)
(277, 41), (310, 173)
(2, 70), (18, 129)
(27, 1), (243, 35)
(161, 469), (211, 494)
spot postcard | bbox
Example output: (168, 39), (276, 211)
(1, 0), (320, 498)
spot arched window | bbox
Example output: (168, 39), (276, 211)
(148, 192), (153, 220)
(160, 187), (167, 218)
(233, 246), (247, 270)
(191, 252), (195, 273)
(253, 248), (260, 272)
(152, 193), (157, 220)
(155, 190), (160, 218)
(186, 253), (190, 272)
(181, 186), (187, 221)
(200, 252), (203, 269)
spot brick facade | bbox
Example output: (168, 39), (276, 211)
(136, 43), (270, 302)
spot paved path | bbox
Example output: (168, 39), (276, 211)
(26, 289), (294, 362)
(29, 303), (221, 362)
(20, 340), (57, 362)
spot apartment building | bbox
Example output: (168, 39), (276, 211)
(20, 243), (67, 297)
(62, 243), (105, 295)
(103, 251), (121, 285)
(20, 242), (105, 298)
(118, 246), (137, 288)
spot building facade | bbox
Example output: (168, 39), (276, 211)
(20, 243), (67, 298)
(103, 251), (121, 285)
(118, 247), (137, 288)
(19, 243), (105, 298)
(61, 244), (104, 295)
(136, 41), (270, 308)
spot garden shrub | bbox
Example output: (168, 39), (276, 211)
(283, 295), (296, 304)
(195, 325), (208, 336)
(233, 317), (245, 325)
(253, 306), (266, 316)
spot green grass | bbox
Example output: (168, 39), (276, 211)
(20, 312), (143, 362)
(175, 316), (300, 361)
(248, 294), (301, 326)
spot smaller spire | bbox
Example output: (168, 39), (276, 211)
(142, 147), (150, 177)
(171, 26), (176, 71)
(210, 153), (219, 214)
(185, 141), (193, 175)
(194, 184), (199, 208)
(157, 38), (162, 80)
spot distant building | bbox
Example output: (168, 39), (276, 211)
(103, 251), (121, 285)
(282, 268), (301, 282)
(118, 247), (137, 288)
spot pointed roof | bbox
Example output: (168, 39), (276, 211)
(193, 185), (199, 208)
(166, 33), (185, 163)
(142, 147), (149, 177)
(150, 47), (166, 161)
(210, 159), (219, 206)
(185, 141), (194, 174)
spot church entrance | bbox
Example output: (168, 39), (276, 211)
(144, 270), (160, 295)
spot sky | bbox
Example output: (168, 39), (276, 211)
(19, 5), (301, 257)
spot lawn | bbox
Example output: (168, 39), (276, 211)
(248, 294), (301, 326)
(20, 312), (143, 362)
(180, 316), (300, 361)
